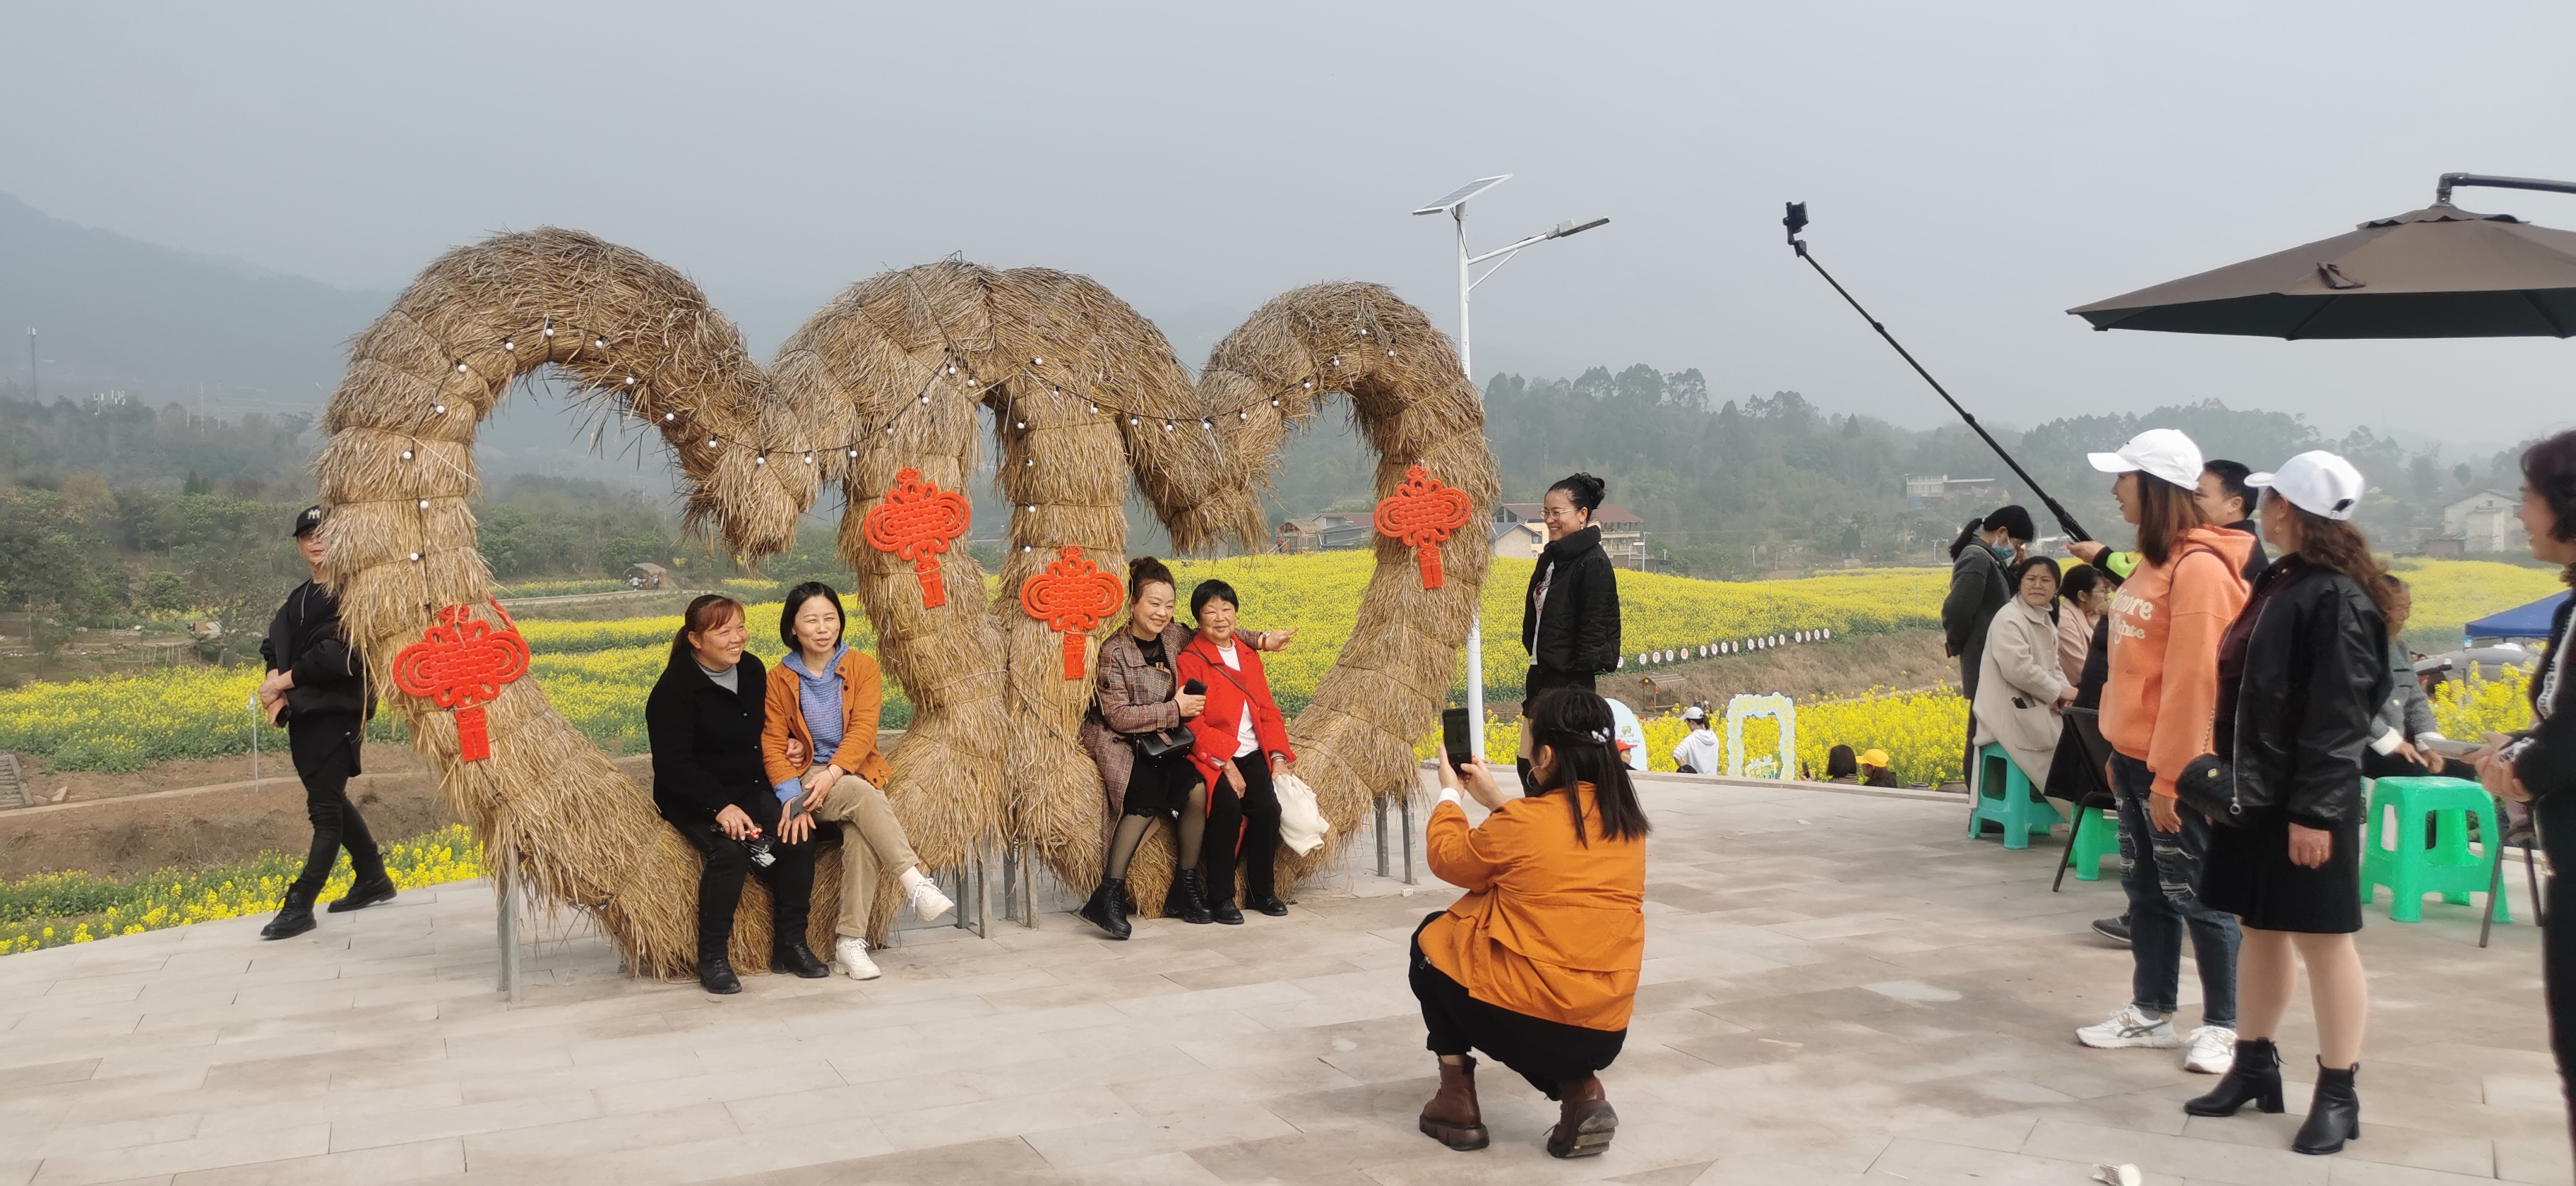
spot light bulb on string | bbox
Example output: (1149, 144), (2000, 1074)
(417, 499), (429, 510)
(400, 449), (413, 460)
(1162, 421), (1174, 432)
(847, 448), (857, 459)
(919, 394), (929, 404)
(708, 436), (719, 448)
(502, 340), (515, 353)
(1129, 417), (1140, 426)
(1090, 403), (1099, 414)
(592, 336), (607, 350)
(541, 320), (554, 338)
(756, 453), (767, 465)
(803, 452), (813, 465)
(1015, 420), (1027, 431)
(407, 552), (422, 562)
(1270, 397), (1280, 407)
(1200, 419), (1213, 430)
(1237, 411), (1246, 421)
(454, 360), (468, 373)
(1032, 356), (1044, 365)
(946, 364), (955, 375)
(431, 404), (446, 414)
(663, 411), (676, 422)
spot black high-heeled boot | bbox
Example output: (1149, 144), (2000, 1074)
(2183, 1037), (2283, 1116)
(2293, 1060), (2359, 1155)
(1079, 877), (1133, 940)
(1164, 869), (1213, 924)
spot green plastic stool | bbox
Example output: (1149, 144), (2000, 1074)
(1967, 742), (2063, 850)
(2360, 776), (2508, 923)
(2063, 805), (2119, 882)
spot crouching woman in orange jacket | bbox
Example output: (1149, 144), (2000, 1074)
(1415, 688), (1650, 1161)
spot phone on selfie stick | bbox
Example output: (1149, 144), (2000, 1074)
(1441, 707), (1474, 772)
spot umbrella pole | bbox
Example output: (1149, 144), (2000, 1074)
(1783, 203), (2093, 544)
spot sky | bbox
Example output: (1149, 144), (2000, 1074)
(4, 1), (2573, 455)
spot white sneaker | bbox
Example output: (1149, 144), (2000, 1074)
(2183, 1025), (2237, 1074)
(2075, 1005), (2182, 1050)
(835, 936), (881, 981)
(907, 879), (955, 923)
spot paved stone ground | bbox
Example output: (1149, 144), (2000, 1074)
(1, 774), (2567, 1185)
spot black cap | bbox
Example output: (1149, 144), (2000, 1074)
(292, 505), (326, 538)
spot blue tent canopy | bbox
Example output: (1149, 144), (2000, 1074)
(2466, 591), (2571, 640)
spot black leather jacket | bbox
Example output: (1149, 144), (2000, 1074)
(1521, 525), (1623, 679)
(2214, 556), (2390, 829)
(260, 580), (372, 725)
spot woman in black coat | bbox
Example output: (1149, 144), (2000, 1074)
(645, 594), (829, 993)
(1521, 472), (1623, 697)
(2180, 452), (2392, 1157)
(1943, 505), (2033, 785)
(2476, 429), (2576, 1154)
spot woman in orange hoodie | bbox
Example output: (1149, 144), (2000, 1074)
(1415, 689), (1649, 1161)
(2075, 430), (2253, 1077)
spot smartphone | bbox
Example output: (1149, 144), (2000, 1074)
(2423, 737), (2483, 758)
(1182, 678), (1207, 695)
(1441, 707), (1473, 771)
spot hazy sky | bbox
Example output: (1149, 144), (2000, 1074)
(5, 1), (2573, 452)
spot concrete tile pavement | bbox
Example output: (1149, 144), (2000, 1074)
(1, 771), (2565, 1184)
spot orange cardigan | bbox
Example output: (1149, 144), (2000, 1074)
(761, 647), (893, 789)
(1420, 784), (1645, 1031)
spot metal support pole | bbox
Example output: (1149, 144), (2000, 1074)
(1374, 796), (1391, 877)
(1455, 208), (1488, 762)
(1401, 796), (1417, 886)
(972, 846), (993, 939)
(494, 863), (521, 1002)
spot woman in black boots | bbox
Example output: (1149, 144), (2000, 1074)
(1075, 558), (1294, 937)
(2181, 452), (2392, 1156)
(645, 594), (830, 993)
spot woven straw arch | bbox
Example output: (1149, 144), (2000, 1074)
(316, 228), (1494, 978)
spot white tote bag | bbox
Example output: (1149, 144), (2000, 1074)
(1274, 771), (1330, 855)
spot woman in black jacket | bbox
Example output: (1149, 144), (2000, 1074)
(1942, 505), (2033, 786)
(1521, 473), (1623, 695)
(2180, 452), (2392, 1157)
(2476, 429), (2576, 1153)
(645, 594), (829, 993)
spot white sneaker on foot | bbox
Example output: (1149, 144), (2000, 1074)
(2183, 1025), (2237, 1074)
(907, 879), (955, 923)
(2075, 1005), (2181, 1050)
(835, 936), (881, 981)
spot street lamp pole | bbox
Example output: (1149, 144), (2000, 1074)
(1412, 176), (1608, 758)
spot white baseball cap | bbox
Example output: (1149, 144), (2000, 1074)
(2248, 451), (2366, 521)
(1681, 705), (1706, 721)
(2087, 429), (2205, 490)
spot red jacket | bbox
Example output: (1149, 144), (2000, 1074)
(1177, 633), (1295, 785)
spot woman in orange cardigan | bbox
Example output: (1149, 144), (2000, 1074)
(1417, 688), (1650, 1160)
(762, 582), (952, 981)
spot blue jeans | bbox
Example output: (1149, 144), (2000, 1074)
(2111, 752), (2239, 1028)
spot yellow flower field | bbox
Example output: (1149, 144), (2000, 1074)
(2387, 559), (2566, 644)
(0, 825), (484, 954)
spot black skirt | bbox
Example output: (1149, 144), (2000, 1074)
(1121, 746), (1206, 818)
(1408, 913), (1625, 1098)
(2198, 808), (2363, 934)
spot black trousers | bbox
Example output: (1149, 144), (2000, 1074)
(286, 719), (385, 902)
(1409, 913), (1624, 1098)
(1205, 753), (1281, 903)
(673, 815), (814, 959)
(2541, 796), (2576, 1154)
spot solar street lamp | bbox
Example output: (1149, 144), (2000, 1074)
(1412, 176), (1608, 758)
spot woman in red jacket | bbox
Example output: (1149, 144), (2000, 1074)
(1178, 579), (1296, 924)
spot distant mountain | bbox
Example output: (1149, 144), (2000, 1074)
(0, 193), (391, 414)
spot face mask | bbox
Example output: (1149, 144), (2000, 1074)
(1988, 541), (2014, 563)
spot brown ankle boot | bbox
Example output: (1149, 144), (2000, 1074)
(1546, 1075), (1617, 1158)
(1417, 1055), (1489, 1151)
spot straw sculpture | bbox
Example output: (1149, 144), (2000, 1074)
(315, 227), (1492, 978)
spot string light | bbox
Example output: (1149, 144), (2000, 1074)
(1032, 356), (1044, 365)
(400, 449), (413, 460)
(1015, 420), (1027, 430)
(624, 375), (636, 385)
(663, 411), (676, 422)
(541, 320), (554, 338)
(454, 360), (469, 373)
(1162, 421), (1174, 431)
(416, 499), (429, 510)
(502, 339), (515, 352)
(407, 552), (422, 562)
(431, 404), (446, 414)
(592, 335), (607, 349)
(1200, 419), (1213, 430)
(847, 448), (857, 458)
(802, 452), (813, 465)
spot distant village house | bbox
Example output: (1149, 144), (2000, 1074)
(1275, 514), (1371, 553)
(625, 562), (670, 589)
(2437, 490), (2528, 554)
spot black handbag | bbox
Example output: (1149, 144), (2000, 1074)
(2172, 753), (2250, 829)
(1128, 726), (1194, 761)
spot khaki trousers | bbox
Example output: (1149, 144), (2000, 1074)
(804, 764), (922, 938)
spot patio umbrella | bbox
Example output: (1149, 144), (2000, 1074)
(2070, 173), (2576, 339)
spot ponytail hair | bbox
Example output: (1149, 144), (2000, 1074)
(1948, 516), (1987, 561)
(1523, 688), (1651, 844)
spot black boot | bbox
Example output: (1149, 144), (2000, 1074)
(1249, 894), (1289, 917)
(261, 889), (317, 940)
(698, 951), (741, 995)
(327, 875), (397, 914)
(2293, 1060), (2360, 1155)
(2183, 1037), (2284, 1116)
(1164, 869), (1213, 924)
(1208, 895), (1246, 925)
(773, 936), (829, 978)
(1079, 877), (1133, 940)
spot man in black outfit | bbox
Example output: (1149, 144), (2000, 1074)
(256, 505), (395, 941)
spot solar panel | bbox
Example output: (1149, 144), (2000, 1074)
(1411, 175), (1510, 215)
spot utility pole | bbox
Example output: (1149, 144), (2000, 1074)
(25, 328), (35, 402)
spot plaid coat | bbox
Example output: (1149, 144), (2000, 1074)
(1079, 623), (1193, 820)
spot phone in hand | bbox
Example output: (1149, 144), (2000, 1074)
(1441, 707), (1473, 772)
(1182, 678), (1207, 696)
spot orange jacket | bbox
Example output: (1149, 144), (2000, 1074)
(761, 647), (893, 789)
(1420, 784), (1645, 1031)
(2102, 525), (2253, 798)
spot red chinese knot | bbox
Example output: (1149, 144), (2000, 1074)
(390, 599), (531, 762)
(1372, 464), (1473, 588)
(861, 466), (971, 608)
(1017, 545), (1124, 679)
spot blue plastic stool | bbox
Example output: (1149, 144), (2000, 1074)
(1967, 743), (2063, 850)
(2062, 805), (2118, 882)
(2360, 776), (2508, 923)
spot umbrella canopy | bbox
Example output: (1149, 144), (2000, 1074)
(2466, 590), (2570, 641)
(2071, 174), (2576, 339)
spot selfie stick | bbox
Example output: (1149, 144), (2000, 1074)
(1783, 202), (2092, 544)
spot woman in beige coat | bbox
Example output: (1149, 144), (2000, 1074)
(1974, 556), (2076, 793)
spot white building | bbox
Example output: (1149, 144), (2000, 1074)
(2441, 491), (2527, 553)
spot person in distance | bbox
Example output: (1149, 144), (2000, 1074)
(255, 505), (393, 941)
(1943, 504), (2034, 787)
(1415, 689), (1649, 1161)
(1521, 473), (1624, 784)
(1670, 706), (1720, 774)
